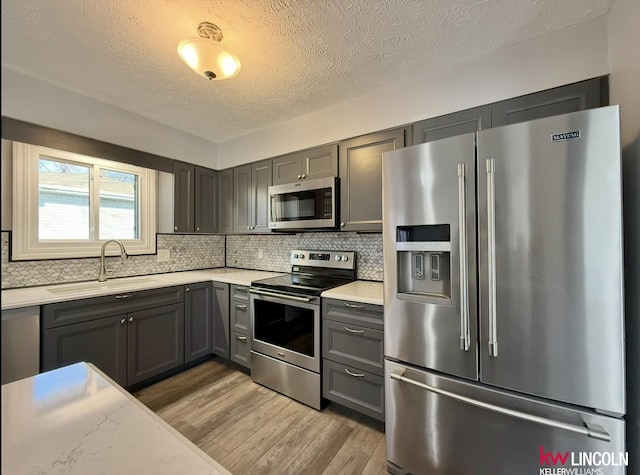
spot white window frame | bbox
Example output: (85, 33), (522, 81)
(12, 142), (157, 260)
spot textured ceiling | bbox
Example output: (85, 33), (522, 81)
(1, 0), (614, 144)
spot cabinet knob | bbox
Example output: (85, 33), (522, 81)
(247, 226), (251, 230)
(185, 287), (190, 292)
(340, 222), (345, 227)
(301, 174), (306, 179)
(196, 226), (200, 231)
(128, 317), (134, 323)
(120, 318), (126, 325)
(174, 226), (178, 231)
(297, 175), (302, 179)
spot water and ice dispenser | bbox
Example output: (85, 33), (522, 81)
(396, 225), (452, 305)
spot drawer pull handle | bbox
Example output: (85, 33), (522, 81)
(344, 303), (364, 309)
(236, 304), (247, 310)
(344, 368), (365, 378)
(344, 326), (365, 334)
(236, 286), (248, 291)
(277, 352), (286, 357)
(236, 335), (247, 341)
(115, 294), (133, 299)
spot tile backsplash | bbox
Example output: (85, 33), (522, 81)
(1, 232), (225, 289)
(226, 232), (383, 281)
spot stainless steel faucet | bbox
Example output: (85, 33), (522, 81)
(98, 240), (128, 282)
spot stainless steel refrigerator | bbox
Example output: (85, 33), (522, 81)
(382, 106), (627, 474)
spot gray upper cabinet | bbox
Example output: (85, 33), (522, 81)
(217, 168), (234, 234)
(211, 282), (230, 359)
(272, 144), (338, 185)
(339, 127), (407, 232)
(194, 167), (218, 233)
(173, 161), (195, 233)
(184, 282), (212, 363)
(174, 161), (218, 233)
(233, 160), (272, 233)
(491, 77), (607, 127)
(412, 105), (492, 145)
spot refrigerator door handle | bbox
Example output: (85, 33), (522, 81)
(390, 370), (611, 442)
(486, 158), (498, 357)
(457, 163), (470, 352)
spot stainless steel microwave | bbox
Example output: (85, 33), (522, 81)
(269, 177), (338, 230)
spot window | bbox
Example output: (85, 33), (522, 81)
(12, 142), (156, 260)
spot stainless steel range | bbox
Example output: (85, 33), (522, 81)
(249, 250), (356, 410)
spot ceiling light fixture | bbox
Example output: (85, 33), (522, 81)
(177, 22), (241, 80)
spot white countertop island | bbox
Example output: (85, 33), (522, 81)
(1, 362), (229, 475)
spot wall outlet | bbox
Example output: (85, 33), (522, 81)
(157, 249), (171, 262)
(258, 249), (264, 259)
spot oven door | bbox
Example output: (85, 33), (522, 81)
(269, 177), (337, 230)
(250, 290), (320, 373)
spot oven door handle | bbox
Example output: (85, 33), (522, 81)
(249, 288), (313, 303)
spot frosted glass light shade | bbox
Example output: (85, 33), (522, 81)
(177, 37), (240, 80)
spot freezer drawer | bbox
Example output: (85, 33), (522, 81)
(385, 360), (626, 475)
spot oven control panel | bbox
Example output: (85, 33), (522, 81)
(290, 250), (356, 270)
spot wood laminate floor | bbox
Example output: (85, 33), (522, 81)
(134, 359), (387, 475)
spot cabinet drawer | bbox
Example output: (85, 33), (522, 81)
(322, 298), (383, 331)
(43, 285), (184, 329)
(230, 284), (250, 301)
(323, 359), (384, 421)
(230, 299), (249, 333)
(323, 319), (384, 376)
(230, 331), (250, 368)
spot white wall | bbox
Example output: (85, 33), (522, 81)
(218, 16), (610, 168)
(0, 67), (219, 169)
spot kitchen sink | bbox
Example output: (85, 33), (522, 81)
(46, 277), (160, 295)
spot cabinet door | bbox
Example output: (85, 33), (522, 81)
(233, 164), (252, 233)
(230, 331), (250, 368)
(302, 143), (338, 180)
(194, 167), (218, 233)
(173, 161), (195, 233)
(251, 159), (273, 232)
(184, 282), (212, 363)
(42, 315), (128, 386)
(412, 105), (491, 145)
(127, 303), (184, 385)
(211, 282), (230, 358)
(491, 76), (606, 127)
(217, 168), (234, 234)
(230, 299), (249, 333)
(272, 152), (303, 185)
(339, 127), (407, 231)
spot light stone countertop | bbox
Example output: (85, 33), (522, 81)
(1, 361), (229, 475)
(1, 268), (285, 311)
(321, 280), (384, 306)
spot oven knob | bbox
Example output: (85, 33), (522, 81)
(293, 253), (299, 259)
(334, 255), (342, 262)
(342, 255), (349, 262)
(299, 254), (305, 259)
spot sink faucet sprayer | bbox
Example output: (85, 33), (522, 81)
(98, 240), (128, 282)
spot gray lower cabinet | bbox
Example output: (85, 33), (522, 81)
(42, 285), (185, 387)
(126, 303), (184, 385)
(322, 298), (384, 421)
(43, 314), (128, 386)
(339, 127), (407, 232)
(184, 281), (212, 363)
(229, 284), (251, 368)
(211, 282), (230, 358)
